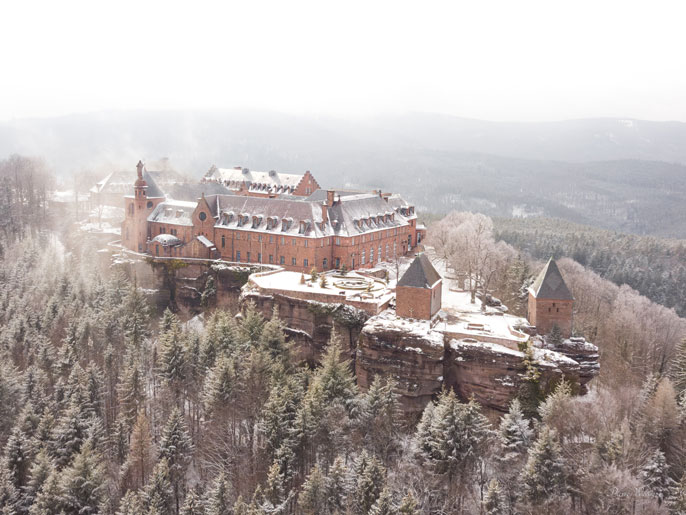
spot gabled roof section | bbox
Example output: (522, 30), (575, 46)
(529, 258), (574, 300)
(398, 254), (441, 289)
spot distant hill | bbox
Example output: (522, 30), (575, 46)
(2, 109), (686, 237)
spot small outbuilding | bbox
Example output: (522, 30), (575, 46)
(395, 253), (442, 320)
(527, 257), (574, 337)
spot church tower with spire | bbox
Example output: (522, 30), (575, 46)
(527, 258), (574, 338)
(122, 161), (165, 252)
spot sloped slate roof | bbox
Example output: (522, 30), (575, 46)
(398, 254), (441, 288)
(530, 258), (574, 300)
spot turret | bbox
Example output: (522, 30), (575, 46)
(527, 258), (574, 338)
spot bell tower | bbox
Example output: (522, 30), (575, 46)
(121, 161), (164, 253)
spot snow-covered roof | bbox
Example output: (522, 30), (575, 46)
(148, 200), (197, 226)
(529, 258), (574, 300)
(197, 235), (215, 248)
(152, 234), (182, 246)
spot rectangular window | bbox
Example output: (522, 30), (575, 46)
(292, 238), (297, 246)
(335, 257), (340, 268)
(269, 254), (274, 264)
(222, 235), (226, 248)
(336, 237), (341, 246)
(281, 236), (285, 245)
(361, 250), (366, 265)
(258, 235), (262, 242)
(280, 256), (285, 265)
(304, 240), (308, 248)
(247, 234), (251, 241)
(236, 232), (240, 240)
(247, 252), (251, 262)
(236, 251), (241, 261)
(258, 253), (262, 263)
(292, 257), (297, 266)
(304, 258), (309, 267)
(269, 235), (274, 243)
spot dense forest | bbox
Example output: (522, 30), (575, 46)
(494, 217), (686, 318)
(2, 159), (686, 513)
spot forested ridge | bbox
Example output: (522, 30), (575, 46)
(2, 167), (686, 512)
(495, 217), (686, 318)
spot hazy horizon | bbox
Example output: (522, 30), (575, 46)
(3, 0), (686, 123)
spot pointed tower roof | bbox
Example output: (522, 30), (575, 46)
(529, 258), (573, 300)
(398, 254), (441, 288)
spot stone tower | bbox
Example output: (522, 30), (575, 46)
(396, 253), (442, 320)
(121, 161), (164, 253)
(527, 258), (574, 338)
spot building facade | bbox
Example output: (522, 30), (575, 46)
(527, 258), (574, 337)
(395, 254), (442, 320)
(122, 162), (425, 272)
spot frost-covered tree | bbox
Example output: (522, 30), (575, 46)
(483, 479), (505, 515)
(641, 448), (675, 505)
(357, 375), (400, 461)
(670, 338), (686, 400)
(59, 442), (105, 515)
(180, 489), (205, 515)
(397, 492), (419, 515)
(238, 302), (265, 347)
(298, 464), (326, 515)
(205, 471), (232, 515)
(158, 409), (193, 514)
(369, 486), (393, 515)
(666, 473), (686, 514)
(145, 459), (173, 515)
(520, 426), (567, 504)
(351, 451), (385, 515)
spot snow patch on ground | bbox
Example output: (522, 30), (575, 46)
(365, 310), (445, 348)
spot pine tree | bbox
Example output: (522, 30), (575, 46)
(23, 450), (54, 511)
(158, 319), (188, 404)
(498, 399), (533, 457)
(369, 487), (393, 515)
(351, 452), (385, 515)
(258, 307), (290, 362)
(298, 464), (327, 515)
(205, 471), (232, 515)
(666, 473), (686, 514)
(517, 342), (542, 419)
(397, 492), (419, 515)
(415, 390), (491, 485)
(123, 411), (154, 490)
(4, 427), (31, 491)
(28, 470), (60, 515)
(670, 338), (686, 400)
(319, 275), (328, 289)
(145, 459), (173, 515)
(238, 302), (265, 347)
(641, 448), (675, 505)
(158, 408), (193, 514)
(317, 335), (357, 408)
(122, 286), (151, 349)
(118, 350), (146, 429)
(0, 467), (19, 515)
(59, 441), (106, 515)
(310, 268), (318, 283)
(180, 489), (205, 515)
(520, 426), (567, 503)
(116, 490), (145, 515)
(357, 375), (400, 460)
(325, 456), (347, 513)
(483, 479), (505, 515)
(547, 323), (564, 346)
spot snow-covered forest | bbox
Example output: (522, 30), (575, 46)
(1, 159), (686, 514)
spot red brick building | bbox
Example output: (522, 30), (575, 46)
(527, 258), (574, 337)
(396, 254), (442, 320)
(122, 163), (423, 272)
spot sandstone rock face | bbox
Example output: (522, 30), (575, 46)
(543, 336), (600, 394)
(445, 338), (593, 412)
(241, 290), (368, 364)
(356, 313), (444, 413)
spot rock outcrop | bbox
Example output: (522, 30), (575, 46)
(356, 313), (445, 413)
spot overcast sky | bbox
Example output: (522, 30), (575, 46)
(2, 0), (685, 122)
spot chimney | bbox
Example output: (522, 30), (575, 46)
(136, 160), (144, 179)
(326, 190), (335, 207)
(321, 202), (328, 224)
